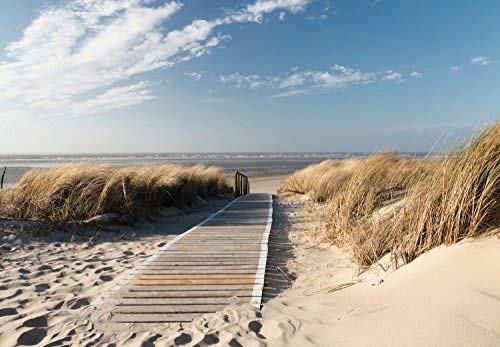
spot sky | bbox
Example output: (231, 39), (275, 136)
(0, 0), (499, 153)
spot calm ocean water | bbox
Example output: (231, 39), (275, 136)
(0, 153), (425, 188)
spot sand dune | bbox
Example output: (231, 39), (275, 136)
(261, 198), (500, 346)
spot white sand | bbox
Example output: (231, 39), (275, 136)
(260, 197), (500, 346)
(0, 198), (234, 346)
(249, 175), (287, 195)
(1, 175), (498, 346)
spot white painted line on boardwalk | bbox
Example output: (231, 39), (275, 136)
(92, 196), (245, 307)
(251, 193), (273, 309)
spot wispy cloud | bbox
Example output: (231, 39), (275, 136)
(219, 64), (413, 97)
(0, 0), (312, 117)
(230, 0), (310, 22)
(306, 2), (332, 21)
(219, 73), (269, 89)
(383, 70), (403, 81)
(184, 71), (204, 81)
(449, 66), (461, 73)
(71, 81), (156, 116)
(470, 56), (491, 66)
(409, 71), (422, 78)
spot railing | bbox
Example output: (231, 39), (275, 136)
(234, 171), (250, 198)
(0, 167), (6, 189)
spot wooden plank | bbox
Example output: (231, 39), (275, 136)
(132, 278), (258, 285)
(152, 258), (262, 262)
(155, 251), (263, 255)
(114, 304), (227, 314)
(169, 245), (263, 250)
(141, 266), (262, 270)
(173, 241), (265, 245)
(122, 290), (255, 298)
(137, 274), (257, 279)
(113, 313), (200, 323)
(127, 284), (255, 291)
(139, 269), (259, 274)
(147, 261), (261, 265)
(118, 297), (250, 305)
(155, 254), (263, 258)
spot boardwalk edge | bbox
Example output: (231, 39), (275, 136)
(251, 193), (273, 309)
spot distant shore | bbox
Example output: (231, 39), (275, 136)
(0, 152), (429, 188)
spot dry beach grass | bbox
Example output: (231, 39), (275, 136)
(0, 164), (231, 223)
(279, 123), (500, 267)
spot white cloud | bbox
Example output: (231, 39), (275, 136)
(1, 0), (312, 117)
(311, 65), (374, 86)
(219, 73), (267, 89)
(409, 71), (421, 78)
(279, 73), (305, 88)
(231, 0), (310, 22)
(449, 66), (461, 73)
(72, 81), (156, 115)
(470, 56), (490, 66)
(184, 71), (204, 80)
(220, 64), (417, 97)
(383, 70), (403, 81)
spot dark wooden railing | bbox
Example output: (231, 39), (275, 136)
(235, 171), (250, 198)
(0, 167), (6, 189)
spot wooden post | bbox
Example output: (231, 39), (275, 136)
(0, 166), (6, 189)
(235, 172), (249, 198)
(235, 172), (240, 198)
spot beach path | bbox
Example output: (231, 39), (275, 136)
(111, 193), (273, 323)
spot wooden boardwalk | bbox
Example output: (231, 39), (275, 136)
(111, 193), (273, 323)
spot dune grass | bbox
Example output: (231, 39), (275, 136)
(0, 164), (231, 223)
(279, 123), (499, 267)
(390, 123), (499, 264)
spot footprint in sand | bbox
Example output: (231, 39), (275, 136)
(23, 315), (48, 328)
(37, 265), (52, 271)
(248, 320), (266, 339)
(52, 301), (64, 310)
(68, 298), (89, 310)
(34, 283), (50, 292)
(99, 275), (113, 282)
(174, 333), (192, 346)
(19, 268), (30, 274)
(95, 266), (112, 274)
(228, 339), (243, 347)
(44, 336), (72, 346)
(17, 327), (47, 346)
(0, 307), (18, 317)
(143, 333), (162, 347)
(202, 333), (220, 345)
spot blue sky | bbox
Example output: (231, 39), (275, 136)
(0, 0), (498, 153)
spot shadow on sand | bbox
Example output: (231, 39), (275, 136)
(262, 196), (297, 304)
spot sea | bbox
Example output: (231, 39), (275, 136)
(0, 152), (426, 188)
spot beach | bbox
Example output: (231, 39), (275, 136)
(1, 136), (499, 346)
(2, 0), (498, 345)
(0, 197), (234, 346)
(2, 190), (498, 346)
